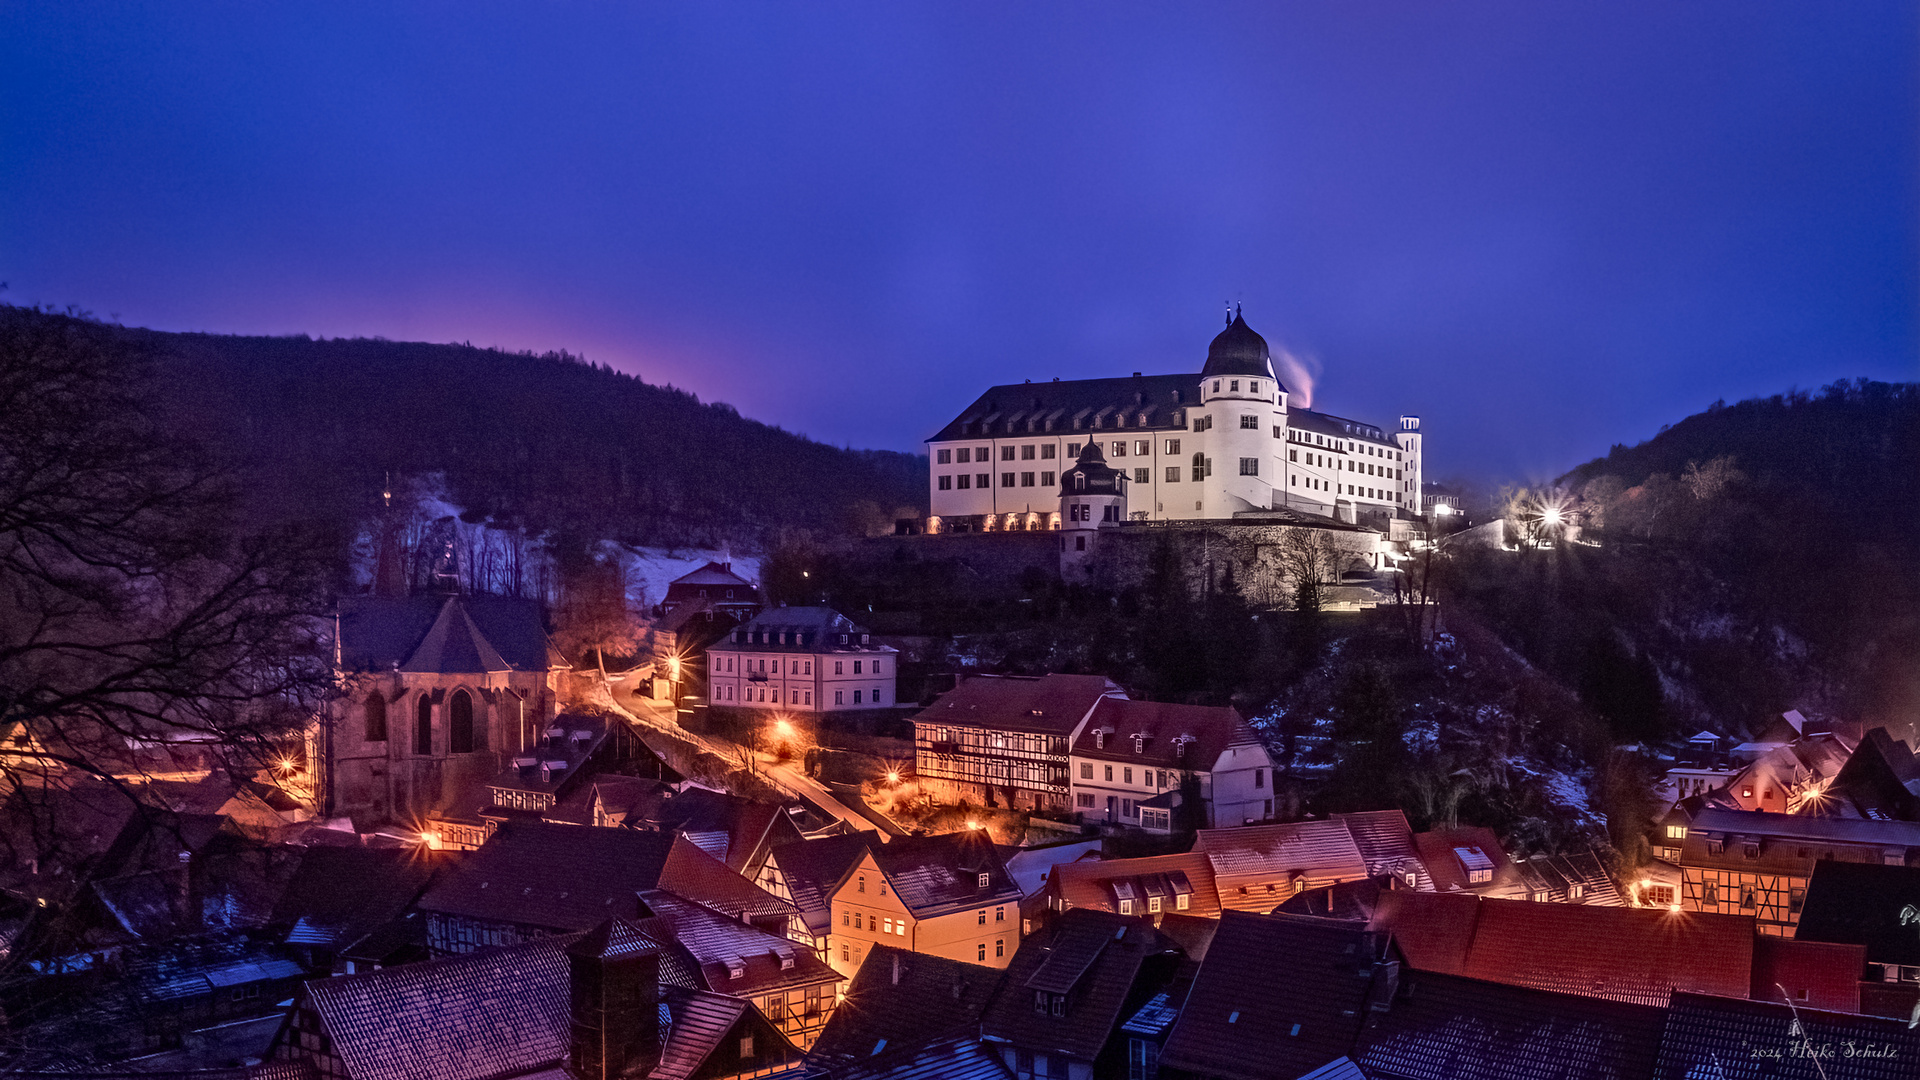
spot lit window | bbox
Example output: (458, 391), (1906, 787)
(1666, 824), (1686, 839)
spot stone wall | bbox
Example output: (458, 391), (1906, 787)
(1090, 520), (1385, 607)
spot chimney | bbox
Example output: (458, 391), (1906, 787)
(568, 919), (662, 1080)
(891, 953), (902, 986)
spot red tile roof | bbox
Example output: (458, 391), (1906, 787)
(1370, 892), (1756, 1007)
(1195, 821), (1369, 909)
(912, 673), (1122, 736)
(1050, 852), (1222, 919)
(1071, 698), (1257, 772)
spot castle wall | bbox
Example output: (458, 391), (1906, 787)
(1089, 520), (1384, 607)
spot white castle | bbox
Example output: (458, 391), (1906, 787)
(925, 307), (1424, 534)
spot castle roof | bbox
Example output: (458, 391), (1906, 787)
(929, 373), (1198, 442)
(1060, 440), (1125, 494)
(1201, 309), (1278, 381)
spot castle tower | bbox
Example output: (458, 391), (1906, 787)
(1395, 416), (1423, 515)
(1059, 442), (1127, 582)
(1196, 307), (1287, 515)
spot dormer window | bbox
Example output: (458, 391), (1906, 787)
(1118, 898), (1133, 915)
(1212, 380), (1221, 392)
(1132, 735), (1144, 754)
(1095, 730), (1105, 750)
(978, 872), (990, 888)
(728, 961), (744, 979)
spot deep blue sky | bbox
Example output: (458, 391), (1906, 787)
(3, 3), (1913, 480)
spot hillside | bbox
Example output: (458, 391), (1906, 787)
(27, 308), (926, 550)
(1446, 378), (1920, 749)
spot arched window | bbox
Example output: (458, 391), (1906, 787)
(449, 690), (474, 754)
(364, 694), (387, 742)
(416, 695), (433, 755)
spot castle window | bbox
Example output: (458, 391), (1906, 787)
(1021, 472), (1035, 487)
(1166, 438), (1181, 455)
(1239, 458), (1259, 476)
(1041, 471), (1055, 486)
(1251, 381), (1260, 394)
(1022, 444), (1036, 460)
(1230, 380), (1239, 392)
(1111, 441), (1126, 457)
(1041, 444), (1056, 459)
(365, 694), (388, 742)
(977, 474), (990, 488)
(449, 690), (475, 754)
(938, 476), (951, 490)
(1165, 466), (1181, 483)
(416, 696), (433, 755)
(1002, 446), (1016, 461)
(937, 449), (951, 464)
(1002, 472), (1016, 487)
(1240, 415), (1258, 429)
(957, 475), (971, 489)
(1213, 380), (1221, 392)
(1134, 468), (1149, 484)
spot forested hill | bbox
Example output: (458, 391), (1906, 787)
(63, 311), (927, 547)
(1560, 378), (1917, 513)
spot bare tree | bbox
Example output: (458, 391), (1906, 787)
(1276, 527), (1344, 613)
(0, 307), (332, 872)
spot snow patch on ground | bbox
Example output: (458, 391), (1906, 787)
(617, 546), (763, 609)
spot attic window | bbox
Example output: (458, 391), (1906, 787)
(1095, 730), (1106, 750)
(978, 872), (990, 888)
(1132, 734), (1144, 753)
(728, 961), (745, 979)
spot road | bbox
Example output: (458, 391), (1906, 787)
(604, 679), (903, 839)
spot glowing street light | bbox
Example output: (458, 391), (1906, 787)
(1543, 506), (1563, 527)
(885, 770), (901, 784)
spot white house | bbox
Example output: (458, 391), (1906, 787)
(925, 308), (1423, 532)
(706, 607), (898, 714)
(1068, 698), (1278, 831)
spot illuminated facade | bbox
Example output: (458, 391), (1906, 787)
(926, 309), (1424, 532)
(1676, 808), (1920, 936)
(706, 606), (898, 714)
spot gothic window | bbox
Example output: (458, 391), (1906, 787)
(365, 694), (387, 742)
(416, 696), (433, 755)
(450, 690), (475, 754)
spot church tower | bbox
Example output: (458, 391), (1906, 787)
(1059, 442), (1127, 582)
(1196, 307), (1287, 515)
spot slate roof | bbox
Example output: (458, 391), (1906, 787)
(1654, 992), (1920, 1080)
(649, 788), (799, 874)
(1795, 860), (1920, 966)
(1350, 968), (1667, 1080)
(870, 830), (1022, 920)
(929, 374), (1202, 443)
(820, 1032), (1013, 1080)
(336, 595), (561, 674)
(1510, 850), (1625, 906)
(1369, 892), (1756, 1008)
(1194, 820), (1370, 909)
(809, 943), (1000, 1065)
(1275, 876), (1395, 922)
(303, 935), (574, 1080)
(715, 607), (895, 655)
(1201, 310), (1277, 380)
(1826, 727), (1920, 821)
(1003, 839), (1103, 898)
(635, 890), (835, 999)
(1157, 912), (1389, 1080)
(1072, 698), (1262, 772)
(1050, 852), (1222, 919)
(416, 819), (673, 932)
(657, 834), (799, 922)
(769, 832), (879, 937)
(1333, 811), (1432, 890)
(980, 909), (1180, 1063)
(913, 673), (1123, 737)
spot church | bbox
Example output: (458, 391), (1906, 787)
(925, 309), (1424, 533)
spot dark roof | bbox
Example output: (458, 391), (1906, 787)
(416, 819), (673, 931)
(770, 832), (879, 935)
(635, 890), (836, 999)
(1351, 969), (1667, 1080)
(1201, 309), (1277, 380)
(1195, 820), (1369, 904)
(1059, 441), (1124, 494)
(303, 936), (573, 1080)
(1654, 992), (1920, 1080)
(1410, 827), (1524, 895)
(666, 561), (757, 590)
(1369, 892), (1756, 1008)
(820, 1032), (1013, 1080)
(1073, 699), (1259, 771)
(1275, 876), (1393, 922)
(270, 845), (442, 952)
(981, 909), (1180, 1063)
(714, 606), (894, 655)
(928, 374), (1200, 443)
(1827, 727), (1920, 820)
(336, 595), (559, 674)
(1289, 407), (1396, 448)
(810, 943), (1001, 1065)
(913, 673), (1122, 737)
(870, 830), (1022, 919)
(1158, 912), (1389, 1080)
(649, 788), (800, 874)
(1796, 860), (1920, 966)
(1511, 850), (1626, 905)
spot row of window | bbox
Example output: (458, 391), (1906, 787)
(1290, 448), (1404, 480)
(720, 685), (886, 705)
(718, 656), (880, 675)
(363, 691), (484, 755)
(1290, 428), (1405, 460)
(923, 729), (1069, 754)
(1288, 480), (1403, 503)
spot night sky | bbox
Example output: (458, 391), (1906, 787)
(3, 3), (1913, 480)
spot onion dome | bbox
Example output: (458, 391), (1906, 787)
(1202, 306), (1277, 380)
